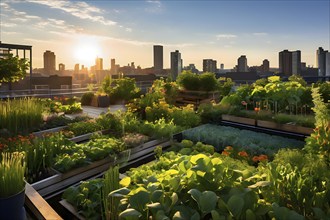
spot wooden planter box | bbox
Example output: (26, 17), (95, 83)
(221, 114), (256, 126)
(33, 126), (67, 137)
(257, 120), (313, 135)
(69, 129), (110, 143)
(31, 138), (173, 197)
(91, 95), (110, 107)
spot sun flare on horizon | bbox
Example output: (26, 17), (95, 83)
(73, 36), (102, 67)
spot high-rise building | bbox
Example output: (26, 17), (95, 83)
(170, 50), (182, 80)
(292, 50), (301, 75)
(59, 63), (65, 71)
(326, 52), (330, 77)
(110, 58), (117, 74)
(279, 50), (292, 75)
(95, 57), (103, 71)
(74, 64), (79, 74)
(317, 47), (328, 77)
(43, 50), (55, 74)
(237, 55), (248, 72)
(203, 59), (217, 73)
(220, 63), (224, 70)
(154, 45), (163, 74)
(262, 59), (270, 73)
(279, 50), (301, 75)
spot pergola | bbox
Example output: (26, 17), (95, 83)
(0, 41), (33, 90)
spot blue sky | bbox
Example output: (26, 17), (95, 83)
(1, 0), (329, 70)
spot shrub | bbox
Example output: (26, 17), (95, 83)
(199, 72), (218, 91)
(176, 70), (200, 90)
(81, 92), (94, 105)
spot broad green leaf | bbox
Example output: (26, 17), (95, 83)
(190, 154), (208, 164)
(171, 192), (178, 206)
(191, 212), (201, 220)
(109, 187), (130, 197)
(218, 198), (229, 213)
(211, 157), (222, 165)
(151, 190), (163, 202)
(119, 208), (142, 220)
(120, 177), (131, 187)
(155, 210), (170, 220)
(169, 177), (181, 191)
(246, 209), (256, 220)
(211, 210), (225, 220)
(227, 195), (244, 217)
(165, 169), (179, 175)
(129, 191), (150, 213)
(188, 188), (201, 203)
(248, 181), (271, 189)
(199, 191), (218, 214)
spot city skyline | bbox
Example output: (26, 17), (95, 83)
(1, 0), (329, 70)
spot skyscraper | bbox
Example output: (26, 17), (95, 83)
(317, 47), (328, 77)
(279, 50), (301, 75)
(326, 52), (330, 77)
(43, 50), (55, 74)
(59, 63), (65, 73)
(154, 45), (163, 74)
(95, 57), (103, 71)
(292, 51), (301, 75)
(203, 59), (217, 73)
(237, 55), (248, 72)
(262, 59), (270, 73)
(170, 50), (182, 80)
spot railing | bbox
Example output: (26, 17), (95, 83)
(0, 81), (154, 99)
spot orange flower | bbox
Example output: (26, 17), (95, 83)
(225, 146), (233, 151)
(259, 154), (268, 161)
(238, 151), (248, 157)
(252, 156), (259, 162)
(222, 151), (230, 156)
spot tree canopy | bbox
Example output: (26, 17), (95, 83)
(0, 54), (29, 83)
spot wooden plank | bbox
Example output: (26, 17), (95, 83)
(32, 126), (67, 137)
(25, 183), (63, 220)
(59, 200), (85, 220)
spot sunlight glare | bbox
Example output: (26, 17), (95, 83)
(73, 36), (101, 67)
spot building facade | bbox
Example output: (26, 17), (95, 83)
(279, 49), (301, 75)
(170, 50), (182, 80)
(43, 50), (56, 74)
(317, 47), (329, 77)
(203, 59), (217, 73)
(153, 45), (163, 74)
(237, 55), (248, 72)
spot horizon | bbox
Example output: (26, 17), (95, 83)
(1, 0), (329, 70)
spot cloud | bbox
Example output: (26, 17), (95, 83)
(216, 34), (237, 40)
(1, 23), (17, 27)
(26, 0), (117, 26)
(253, 32), (268, 36)
(145, 0), (163, 13)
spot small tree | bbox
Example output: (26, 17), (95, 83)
(0, 54), (29, 84)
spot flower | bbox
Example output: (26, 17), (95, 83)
(238, 151), (248, 157)
(225, 146), (233, 151)
(252, 156), (259, 162)
(222, 151), (230, 156)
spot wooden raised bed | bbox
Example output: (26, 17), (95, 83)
(221, 114), (256, 126)
(68, 129), (111, 143)
(31, 138), (172, 197)
(33, 126), (67, 137)
(25, 183), (62, 220)
(257, 120), (313, 135)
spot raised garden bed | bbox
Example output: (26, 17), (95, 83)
(257, 120), (313, 135)
(222, 114), (256, 126)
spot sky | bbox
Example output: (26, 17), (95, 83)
(1, 0), (329, 70)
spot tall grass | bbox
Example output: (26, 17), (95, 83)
(102, 166), (120, 220)
(0, 98), (44, 136)
(0, 152), (26, 198)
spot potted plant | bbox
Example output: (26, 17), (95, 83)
(0, 152), (26, 219)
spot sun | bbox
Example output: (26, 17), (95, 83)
(73, 36), (101, 67)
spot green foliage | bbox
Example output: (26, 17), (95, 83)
(183, 124), (304, 156)
(67, 120), (102, 136)
(0, 98), (44, 136)
(0, 54), (29, 83)
(177, 70), (200, 90)
(105, 77), (140, 102)
(96, 112), (122, 132)
(218, 78), (234, 98)
(82, 138), (125, 161)
(54, 150), (87, 173)
(103, 166), (120, 220)
(199, 72), (218, 91)
(0, 152), (26, 197)
(304, 87), (330, 161)
(81, 92), (95, 105)
(63, 179), (104, 219)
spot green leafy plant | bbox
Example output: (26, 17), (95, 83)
(81, 92), (95, 105)
(103, 166), (120, 220)
(67, 120), (102, 136)
(0, 98), (44, 136)
(0, 152), (26, 198)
